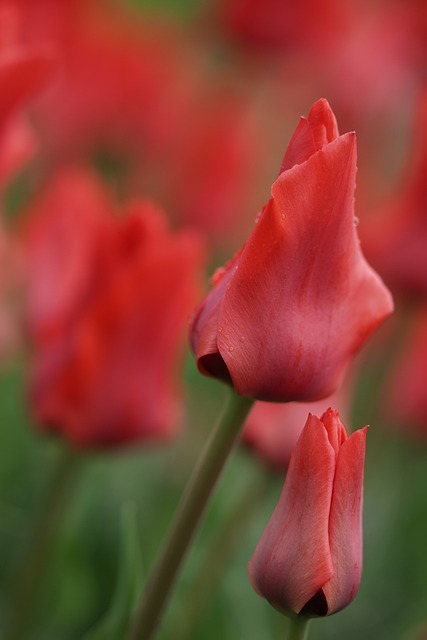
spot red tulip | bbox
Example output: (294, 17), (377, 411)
(242, 385), (349, 471)
(242, 401), (307, 471)
(248, 409), (367, 617)
(23, 170), (205, 448)
(31, 1), (197, 165)
(382, 308), (427, 437)
(212, 0), (354, 53)
(165, 88), (263, 245)
(0, 16), (55, 186)
(364, 91), (427, 300)
(190, 98), (393, 402)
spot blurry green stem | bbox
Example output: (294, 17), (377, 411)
(175, 463), (276, 640)
(5, 444), (80, 640)
(127, 390), (254, 640)
(286, 617), (311, 640)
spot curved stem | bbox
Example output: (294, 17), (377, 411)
(5, 444), (80, 640)
(127, 390), (254, 640)
(286, 617), (311, 640)
(175, 464), (276, 640)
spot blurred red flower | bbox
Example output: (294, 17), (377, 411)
(22, 170), (205, 448)
(0, 4), (55, 186)
(382, 308), (427, 437)
(32, 2), (197, 169)
(25, 1), (267, 247)
(164, 87), (264, 244)
(364, 91), (427, 300)
(242, 386), (349, 471)
(248, 409), (367, 617)
(0, 4), (55, 364)
(190, 99), (393, 402)
(212, 0), (354, 53)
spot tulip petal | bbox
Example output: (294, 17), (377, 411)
(190, 263), (235, 383)
(218, 133), (371, 401)
(0, 47), (56, 123)
(323, 426), (367, 613)
(190, 99), (393, 403)
(280, 98), (339, 173)
(248, 414), (335, 614)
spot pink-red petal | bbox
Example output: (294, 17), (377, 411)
(248, 414), (335, 614)
(323, 426), (367, 613)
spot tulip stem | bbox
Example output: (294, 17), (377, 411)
(174, 463), (276, 640)
(127, 389), (254, 640)
(286, 617), (311, 640)
(5, 444), (80, 640)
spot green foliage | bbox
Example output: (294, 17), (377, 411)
(126, 0), (199, 18)
(82, 503), (144, 640)
(1, 352), (427, 640)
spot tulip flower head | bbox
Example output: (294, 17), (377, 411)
(23, 170), (205, 448)
(191, 98), (393, 402)
(248, 409), (367, 618)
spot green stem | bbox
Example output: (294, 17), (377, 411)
(286, 617), (311, 640)
(175, 464), (276, 640)
(5, 444), (80, 640)
(127, 390), (254, 640)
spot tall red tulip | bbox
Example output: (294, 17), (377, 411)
(23, 170), (205, 448)
(190, 98), (393, 402)
(248, 409), (367, 617)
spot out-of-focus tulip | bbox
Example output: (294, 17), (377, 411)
(0, 16), (55, 187)
(242, 387), (349, 470)
(164, 88), (264, 244)
(382, 309), (427, 436)
(242, 401), (308, 471)
(190, 98), (393, 402)
(248, 409), (367, 617)
(22, 171), (113, 346)
(364, 91), (427, 300)
(0, 11), (55, 363)
(212, 0), (354, 53)
(32, 2), (197, 166)
(22, 170), (205, 448)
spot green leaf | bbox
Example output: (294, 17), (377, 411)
(82, 501), (144, 640)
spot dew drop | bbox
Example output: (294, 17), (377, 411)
(239, 335), (245, 343)
(211, 266), (226, 286)
(353, 216), (359, 227)
(229, 346), (234, 352)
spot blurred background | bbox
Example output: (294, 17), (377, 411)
(1, 0), (427, 638)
